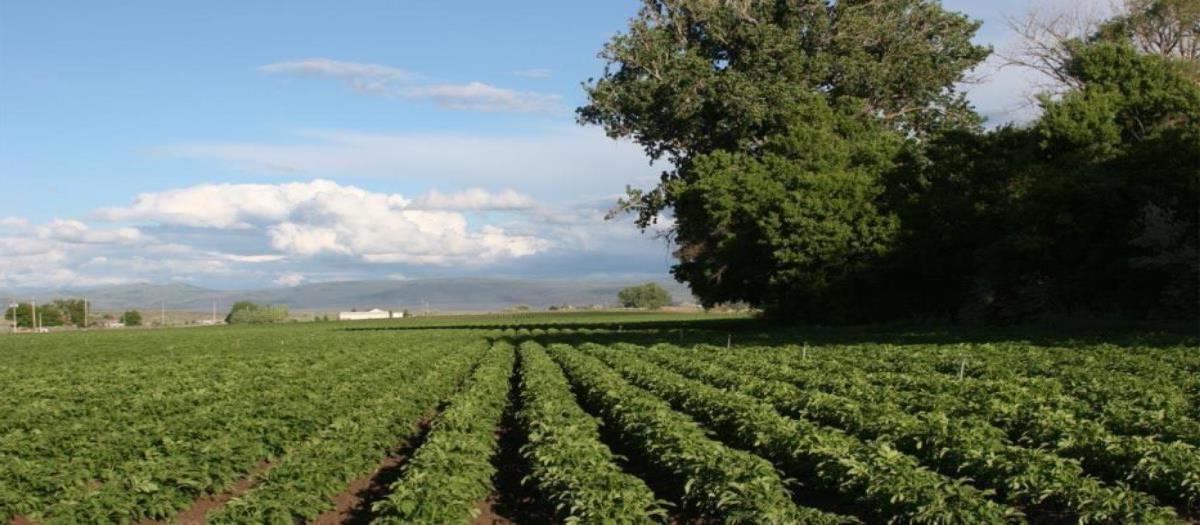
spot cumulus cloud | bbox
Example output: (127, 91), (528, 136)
(96, 179), (551, 266)
(0, 184), (673, 289)
(39, 219), (146, 245)
(258, 58), (562, 113)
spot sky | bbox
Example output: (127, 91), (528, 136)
(0, 0), (1098, 290)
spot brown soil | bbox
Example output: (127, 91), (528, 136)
(469, 357), (553, 525)
(471, 495), (516, 525)
(169, 459), (275, 525)
(9, 516), (39, 525)
(309, 414), (437, 525)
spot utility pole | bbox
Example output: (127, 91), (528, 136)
(31, 298), (37, 332)
(7, 299), (16, 334)
(160, 300), (165, 328)
(212, 300), (217, 325)
(83, 298), (88, 330)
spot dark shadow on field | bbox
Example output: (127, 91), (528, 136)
(375, 318), (1198, 350)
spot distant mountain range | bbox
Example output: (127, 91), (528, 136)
(0, 278), (695, 312)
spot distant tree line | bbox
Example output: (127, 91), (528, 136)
(4, 301), (144, 328)
(583, 0), (1197, 324)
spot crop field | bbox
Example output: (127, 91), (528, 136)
(1, 313), (1197, 524)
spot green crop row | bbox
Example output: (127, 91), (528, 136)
(208, 340), (487, 524)
(545, 344), (851, 524)
(372, 341), (516, 524)
(3, 331), (435, 523)
(515, 341), (663, 523)
(706, 345), (1200, 513)
(640, 345), (1181, 524)
(762, 342), (1200, 446)
(581, 344), (1019, 524)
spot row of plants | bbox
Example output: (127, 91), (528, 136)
(372, 342), (516, 524)
(765, 342), (1200, 445)
(640, 345), (1182, 524)
(714, 346), (1200, 512)
(581, 344), (1018, 524)
(514, 341), (663, 523)
(1, 330), (425, 523)
(208, 340), (488, 523)
(544, 344), (851, 524)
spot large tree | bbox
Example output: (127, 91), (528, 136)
(580, 0), (988, 318)
(897, 27), (1199, 322)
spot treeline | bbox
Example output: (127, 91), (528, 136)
(582, 0), (1198, 323)
(4, 300), (142, 328)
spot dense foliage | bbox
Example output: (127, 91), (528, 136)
(618, 282), (674, 309)
(224, 301), (290, 325)
(4, 302), (71, 328)
(121, 309), (142, 326)
(582, 0), (1199, 322)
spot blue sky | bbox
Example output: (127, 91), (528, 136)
(0, 0), (1097, 290)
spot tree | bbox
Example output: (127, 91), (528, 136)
(580, 0), (988, 320)
(122, 310), (142, 326)
(5, 303), (65, 328)
(1002, 0), (1199, 96)
(51, 299), (86, 327)
(672, 101), (904, 318)
(224, 301), (258, 324)
(5, 303), (32, 328)
(225, 301), (289, 325)
(618, 283), (673, 309)
(897, 25), (1199, 322)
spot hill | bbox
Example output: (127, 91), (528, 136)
(1, 278), (695, 312)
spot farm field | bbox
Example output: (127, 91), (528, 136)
(1, 313), (1197, 524)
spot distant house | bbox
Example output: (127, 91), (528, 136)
(338, 308), (402, 321)
(100, 320), (125, 329)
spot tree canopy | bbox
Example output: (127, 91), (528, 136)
(585, 0), (1199, 323)
(225, 301), (290, 325)
(618, 283), (674, 309)
(122, 310), (142, 326)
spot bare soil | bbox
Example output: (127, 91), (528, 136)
(172, 459), (275, 525)
(309, 412), (438, 525)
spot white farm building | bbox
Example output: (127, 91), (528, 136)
(338, 308), (403, 321)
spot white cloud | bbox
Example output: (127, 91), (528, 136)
(221, 253), (287, 263)
(258, 58), (414, 86)
(1, 217), (29, 229)
(96, 179), (407, 228)
(398, 82), (561, 112)
(411, 188), (536, 210)
(96, 179), (551, 266)
(258, 58), (561, 113)
(273, 272), (305, 287)
(39, 219), (146, 245)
